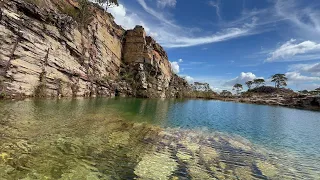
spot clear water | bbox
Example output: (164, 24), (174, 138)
(0, 98), (320, 179)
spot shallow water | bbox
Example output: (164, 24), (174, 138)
(0, 98), (319, 179)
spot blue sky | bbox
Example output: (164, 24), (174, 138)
(107, 0), (320, 92)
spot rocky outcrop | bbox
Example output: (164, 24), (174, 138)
(0, 0), (189, 99)
(218, 95), (320, 111)
(122, 26), (188, 98)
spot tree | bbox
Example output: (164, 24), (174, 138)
(93, 0), (119, 9)
(299, 90), (309, 94)
(220, 90), (232, 97)
(271, 74), (288, 88)
(78, 0), (93, 27)
(192, 82), (211, 92)
(253, 78), (265, 88)
(245, 81), (254, 90)
(233, 83), (243, 95)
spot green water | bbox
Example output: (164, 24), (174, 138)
(0, 98), (319, 179)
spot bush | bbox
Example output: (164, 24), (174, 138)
(245, 86), (295, 96)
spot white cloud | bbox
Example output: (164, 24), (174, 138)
(178, 59), (183, 63)
(284, 71), (320, 90)
(108, 0), (259, 48)
(285, 72), (320, 82)
(136, 0), (178, 27)
(162, 26), (255, 48)
(184, 76), (194, 83)
(288, 62), (320, 76)
(170, 61), (180, 74)
(157, 0), (177, 8)
(224, 72), (262, 86)
(299, 83), (320, 91)
(208, 0), (221, 20)
(108, 4), (148, 30)
(266, 39), (320, 62)
(275, 0), (320, 39)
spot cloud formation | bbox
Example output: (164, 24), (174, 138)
(285, 72), (320, 82)
(157, 0), (177, 8)
(266, 39), (320, 62)
(183, 76), (194, 83)
(224, 72), (262, 86)
(275, 0), (320, 39)
(170, 61), (180, 74)
(108, 4), (148, 30)
(208, 0), (221, 20)
(288, 62), (320, 76)
(107, 1), (258, 48)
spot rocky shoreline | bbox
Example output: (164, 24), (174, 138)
(212, 95), (320, 111)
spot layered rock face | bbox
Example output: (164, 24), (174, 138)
(122, 26), (182, 98)
(0, 0), (189, 98)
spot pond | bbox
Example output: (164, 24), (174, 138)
(0, 98), (319, 179)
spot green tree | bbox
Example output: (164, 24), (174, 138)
(220, 90), (232, 97)
(271, 74), (288, 88)
(76, 0), (119, 25)
(233, 83), (243, 95)
(299, 90), (309, 94)
(253, 78), (265, 88)
(93, 0), (119, 9)
(78, 0), (93, 27)
(245, 81), (253, 90)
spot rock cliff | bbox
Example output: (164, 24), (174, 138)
(0, 0), (190, 98)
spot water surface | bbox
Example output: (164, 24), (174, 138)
(0, 98), (319, 179)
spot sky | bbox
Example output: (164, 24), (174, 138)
(106, 0), (320, 92)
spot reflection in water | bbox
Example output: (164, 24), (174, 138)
(0, 98), (320, 179)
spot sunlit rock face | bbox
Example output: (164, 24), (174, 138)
(122, 26), (190, 98)
(0, 0), (189, 98)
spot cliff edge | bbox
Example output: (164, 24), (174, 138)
(0, 0), (190, 98)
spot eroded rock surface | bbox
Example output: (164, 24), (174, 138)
(0, 0), (190, 99)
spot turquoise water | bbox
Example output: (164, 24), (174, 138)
(0, 98), (320, 179)
(116, 98), (320, 157)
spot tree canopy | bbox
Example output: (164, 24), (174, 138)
(253, 78), (265, 88)
(220, 90), (232, 97)
(92, 0), (119, 9)
(271, 74), (288, 88)
(233, 83), (243, 95)
(245, 81), (253, 90)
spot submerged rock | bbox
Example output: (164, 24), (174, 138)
(134, 151), (178, 180)
(256, 160), (278, 178)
